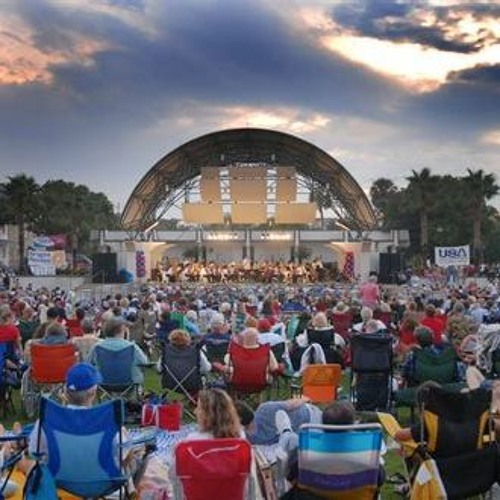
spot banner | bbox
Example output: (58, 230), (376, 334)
(435, 245), (470, 267)
(30, 234), (67, 250)
(28, 250), (56, 276)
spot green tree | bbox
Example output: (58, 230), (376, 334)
(463, 169), (499, 263)
(406, 168), (436, 258)
(0, 175), (40, 273)
(36, 180), (119, 270)
(369, 178), (399, 228)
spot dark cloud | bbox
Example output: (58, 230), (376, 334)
(0, 0), (402, 133)
(332, 0), (500, 54)
(0, 0), (498, 204)
(449, 63), (500, 85)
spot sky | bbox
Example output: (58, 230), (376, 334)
(0, 0), (499, 213)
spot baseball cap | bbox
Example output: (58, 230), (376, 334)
(66, 363), (102, 391)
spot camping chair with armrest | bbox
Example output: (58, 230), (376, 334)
(227, 341), (271, 405)
(298, 364), (342, 404)
(30, 396), (156, 499)
(330, 312), (353, 340)
(65, 319), (83, 338)
(394, 345), (462, 421)
(350, 333), (393, 411)
(161, 342), (204, 420)
(22, 343), (77, 417)
(407, 385), (498, 499)
(269, 341), (289, 398)
(307, 328), (344, 366)
(0, 341), (18, 417)
(203, 338), (230, 364)
(93, 344), (142, 401)
(175, 438), (252, 500)
(297, 423), (383, 499)
(0, 424), (32, 498)
(373, 311), (392, 332)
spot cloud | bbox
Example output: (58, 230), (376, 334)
(291, 2), (500, 93)
(481, 129), (500, 146)
(0, 9), (111, 85)
(0, 0), (498, 210)
(333, 2), (500, 53)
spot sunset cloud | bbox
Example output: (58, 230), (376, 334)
(0, 11), (111, 85)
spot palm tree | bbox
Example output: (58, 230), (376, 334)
(464, 169), (499, 263)
(1, 174), (40, 273)
(406, 168), (435, 259)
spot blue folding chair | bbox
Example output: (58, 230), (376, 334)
(33, 397), (130, 498)
(93, 344), (140, 400)
(297, 423), (383, 499)
(0, 425), (32, 499)
(0, 342), (16, 416)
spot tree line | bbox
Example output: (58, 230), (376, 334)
(0, 174), (119, 273)
(370, 168), (500, 265)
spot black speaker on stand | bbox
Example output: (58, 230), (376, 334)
(92, 253), (117, 283)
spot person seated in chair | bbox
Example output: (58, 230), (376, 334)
(401, 326), (459, 386)
(352, 307), (386, 333)
(24, 362), (168, 496)
(38, 323), (69, 345)
(158, 328), (212, 387)
(89, 317), (148, 385)
(214, 328), (279, 381)
(306, 312), (345, 364)
(28, 362), (104, 457)
(203, 313), (232, 345)
(239, 400), (386, 489)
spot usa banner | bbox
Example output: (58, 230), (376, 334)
(435, 245), (470, 267)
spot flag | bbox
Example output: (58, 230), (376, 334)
(343, 251), (355, 279)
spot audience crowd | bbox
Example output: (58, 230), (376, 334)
(1, 269), (500, 497)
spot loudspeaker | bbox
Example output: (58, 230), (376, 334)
(379, 253), (405, 284)
(92, 253), (117, 283)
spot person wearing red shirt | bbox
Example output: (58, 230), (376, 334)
(420, 304), (446, 345)
(0, 304), (22, 347)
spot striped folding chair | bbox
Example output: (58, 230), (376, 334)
(297, 423), (383, 499)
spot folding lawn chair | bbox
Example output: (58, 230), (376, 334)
(299, 364), (342, 404)
(203, 338), (230, 364)
(406, 385), (498, 499)
(30, 396), (156, 499)
(0, 341), (17, 417)
(296, 423), (384, 499)
(161, 342), (203, 419)
(175, 438), (252, 500)
(22, 343), (77, 417)
(0, 425), (32, 498)
(307, 328), (344, 365)
(227, 341), (271, 404)
(350, 333), (393, 411)
(330, 312), (353, 340)
(93, 344), (141, 401)
(394, 345), (462, 420)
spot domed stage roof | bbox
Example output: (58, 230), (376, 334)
(121, 128), (376, 232)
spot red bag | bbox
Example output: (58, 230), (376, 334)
(141, 403), (182, 431)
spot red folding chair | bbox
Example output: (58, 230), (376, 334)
(65, 318), (83, 337)
(175, 439), (252, 500)
(227, 342), (270, 401)
(22, 343), (78, 415)
(31, 343), (78, 385)
(330, 312), (353, 340)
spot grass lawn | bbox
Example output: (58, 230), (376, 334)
(4, 367), (410, 498)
